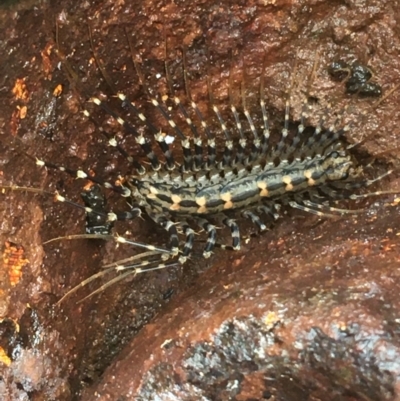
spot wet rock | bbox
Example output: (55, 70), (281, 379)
(0, 0), (399, 400)
(81, 204), (400, 400)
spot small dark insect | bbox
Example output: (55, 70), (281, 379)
(4, 28), (398, 303)
(328, 60), (382, 97)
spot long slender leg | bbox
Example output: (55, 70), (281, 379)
(259, 55), (271, 155)
(288, 200), (337, 217)
(206, 49), (234, 168)
(35, 156), (131, 197)
(182, 47), (216, 169)
(241, 68), (261, 162)
(56, 250), (179, 305)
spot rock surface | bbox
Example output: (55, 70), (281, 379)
(0, 0), (399, 400)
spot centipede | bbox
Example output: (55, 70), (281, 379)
(3, 23), (399, 305)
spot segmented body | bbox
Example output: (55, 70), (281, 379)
(31, 30), (395, 300)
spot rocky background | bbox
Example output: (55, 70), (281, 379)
(0, 0), (400, 399)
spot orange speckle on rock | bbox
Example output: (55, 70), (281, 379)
(12, 78), (29, 101)
(53, 84), (63, 97)
(17, 105), (27, 119)
(0, 347), (11, 366)
(2, 241), (29, 287)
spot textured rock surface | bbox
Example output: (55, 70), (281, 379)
(0, 0), (399, 400)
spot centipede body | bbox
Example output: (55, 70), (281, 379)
(3, 19), (398, 305)
(22, 20), (396, 305)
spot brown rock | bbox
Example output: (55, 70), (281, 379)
(0, 0), (399, 400)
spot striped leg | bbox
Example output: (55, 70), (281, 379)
(180, 221), (196, 263)
(197, 218), (217, 258)
(181, 48), (217, 170)
(242, 210), (267, 232)
(222, 218), (241, 251)
(35, 157), (131, 197)
(150, 214), (180, 256)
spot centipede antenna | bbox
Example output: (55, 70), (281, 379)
(56, 264), (119, 305)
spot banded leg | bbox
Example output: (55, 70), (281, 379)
(56, 27), (147, 175)
(182, 47), (216, 169)
(150, 214), (180, 256)
(275, 58), (299, 155)
(197, 218), (217, 258)
(259, 56), (271, 154)
(241, 76), (261, 162)
(1, 186), (172, 255)
(227, 60), (247, 165)
(52, 191), (139, 223)
(180, 221), (196, 263)
(258, 204), (281, 221)
(222, 218), (241, 251)
(207, 68), (234, 167)
(90, 30), (179, 171)
(288, 200), (337, 217)
(302, 199), (364, 214)
(242, 210), (267, 231)
(35, 157), (131, 197)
